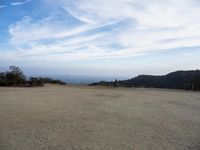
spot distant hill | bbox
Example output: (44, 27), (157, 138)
(89, 70), (200, 91)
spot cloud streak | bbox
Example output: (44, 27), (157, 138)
(4, 0), (200, 62)
(11, 0), (32, 6)
(0, 5), (7, 8)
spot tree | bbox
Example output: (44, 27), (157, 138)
(5, 66), (26, 86)
(0, 72), (7, 86)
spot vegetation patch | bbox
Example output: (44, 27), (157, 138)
(0, 66), (66, 87)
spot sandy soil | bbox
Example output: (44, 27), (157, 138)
(0, 84), (200, 150)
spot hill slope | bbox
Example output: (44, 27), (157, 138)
(90, 70), (200, 90)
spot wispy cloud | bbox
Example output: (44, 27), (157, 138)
(11, 0), (32, 6)
(4, 0), (200, 62)
(0, 5), (7, 8)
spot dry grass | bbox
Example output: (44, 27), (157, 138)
(0, 84), (200, 150)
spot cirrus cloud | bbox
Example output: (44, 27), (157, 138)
(5, 0), (200, 62)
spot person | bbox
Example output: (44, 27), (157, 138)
(114, 79), (118, 87)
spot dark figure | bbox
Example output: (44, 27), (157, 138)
(114, 79), (118, 87)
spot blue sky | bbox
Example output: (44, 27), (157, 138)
(0, 0), (200, 77)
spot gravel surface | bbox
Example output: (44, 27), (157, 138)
(0, 84), (200, 150)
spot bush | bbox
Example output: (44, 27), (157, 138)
(28, 77), (44, 86)
(39, 77), (66, 85)
(192, 71), (200, 91)
(0, 66), (66, 87)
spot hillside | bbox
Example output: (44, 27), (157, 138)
(90, 70), (200, 91)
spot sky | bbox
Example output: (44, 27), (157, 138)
(0, 0), (200, 77)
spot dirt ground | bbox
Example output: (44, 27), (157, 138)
(0, 84), (200, 150)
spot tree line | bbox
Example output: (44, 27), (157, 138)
(0, 66), (66, 87)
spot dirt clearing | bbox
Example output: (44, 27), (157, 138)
(0, 85), (200, 150)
